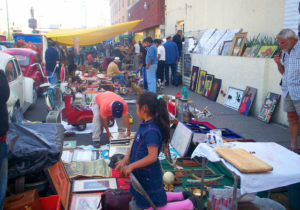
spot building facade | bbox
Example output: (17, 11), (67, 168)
(110, 0), (131, 25)
(128, 0), (165, 41)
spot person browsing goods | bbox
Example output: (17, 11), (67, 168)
(116, 92), (201, 210)
(91, 91), (130, 145)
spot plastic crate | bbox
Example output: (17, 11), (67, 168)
(40, 195), (61, 210)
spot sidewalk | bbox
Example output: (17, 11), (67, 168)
(164, 85), (296, 149)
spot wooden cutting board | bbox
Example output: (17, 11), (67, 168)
(214, 147), (273, 173)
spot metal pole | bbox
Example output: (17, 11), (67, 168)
(5, 0), (10, 41)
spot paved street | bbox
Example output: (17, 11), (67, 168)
(24, 85), (296, 149)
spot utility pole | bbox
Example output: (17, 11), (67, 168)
(5, 0), (10, 40)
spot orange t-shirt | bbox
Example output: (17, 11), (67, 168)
(95, 91), (128, 117)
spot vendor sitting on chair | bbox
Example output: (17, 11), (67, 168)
(107, 57), (129, 86)
(91, 91), (131, 145)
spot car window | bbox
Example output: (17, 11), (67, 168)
(5, 60), (18, 82)
(13, 54), (30, 66)
(13, 59), (21, 76)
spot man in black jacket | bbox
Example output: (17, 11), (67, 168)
(172, 30), (185, 57)
(0, 70), (10, 210)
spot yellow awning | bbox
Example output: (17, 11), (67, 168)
(45, 20), (142, 46)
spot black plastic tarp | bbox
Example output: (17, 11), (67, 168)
(7, 123), (64, 179)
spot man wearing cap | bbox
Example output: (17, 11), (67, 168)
(91, 91), (130, 144)
(107, 57), (129, 86)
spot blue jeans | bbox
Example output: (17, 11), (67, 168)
(113, 74), (128, 86)
(146, 64), (157, 93)
(165, 63), (178, 86)
(0, 141), (8, 210)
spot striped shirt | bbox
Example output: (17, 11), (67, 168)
(281, 40), (300, 100)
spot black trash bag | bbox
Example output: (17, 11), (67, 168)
(7, 123), (64, 179)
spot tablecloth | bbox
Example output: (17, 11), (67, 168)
(191, 142), (300, 194)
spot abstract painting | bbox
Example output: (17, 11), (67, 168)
(208, 78), (222, 101)
(224, 87), (244, 110)
(216, 85), (228, 105)
(203, 74), (215, 97)
(242, 47), (251, 56)
(238, 86), (257, 116)
(189, 66), (199, 91)
(196, 70), (207, 95)
(256, 46), (278, 58)
(247, 44), (260, 57)
(220, 41), (232, 56)
(257, 92), (281, 123)
(229, 32), (247, 56)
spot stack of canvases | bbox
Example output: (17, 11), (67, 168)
(188, 66), (281, 124)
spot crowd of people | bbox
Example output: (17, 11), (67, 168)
(44, 30), (185, 94)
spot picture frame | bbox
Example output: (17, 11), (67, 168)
(70, 193), (102, 210)
(203, 74), (215, 97)
(247, 44), (261, 57)
(257, 92), (281, 123)
(72, 178), (118, 193)
(238, 86), (257, 116)
(242, 47), (251, 57)
(256, 46), (278, 58)
(183, 54), (192, 77)
(196, 70), (207, 95)
(63, 141), (77, 149)
(229, 32), (247, 56)
(224, 87), (244, 110)
(45, 160), (71, 210)
(208, 78), (222, 101)
(220, 41), (232, 56)
(216, 85), (228, 105)
(189, 66), (199, 91)
(170, 122), (193, 157)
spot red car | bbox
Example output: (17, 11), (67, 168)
(3, 48), (47, 92)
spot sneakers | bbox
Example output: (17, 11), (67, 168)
(188, 195), (201, 210)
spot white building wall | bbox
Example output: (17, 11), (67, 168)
(166, 0), (285, 38)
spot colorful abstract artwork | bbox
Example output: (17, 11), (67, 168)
(224, 87), (244, 110)
(189, 66), (199, 91)
(257, 92), (281, 123)
(208, 78), (222, 101)
(256, 46), (278, 58)
(247, 45), (260, 57)
(203, 74), (215, 97)
(196, 70), (207, 95)
(221, 41), (232, 56)
(238, 86), (257, 116)
(229, 32), (247, 56)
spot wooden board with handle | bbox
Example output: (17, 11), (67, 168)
(214, 147), (273, 173)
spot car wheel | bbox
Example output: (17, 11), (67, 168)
(76, 124), (86, 131)
(30, 86), (38, 109)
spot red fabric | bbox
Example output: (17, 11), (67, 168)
(0, 136), (7, 142)
(111, 168), (131, 189)
(168, 102), (175, 115)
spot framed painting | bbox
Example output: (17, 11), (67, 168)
(229, 32), (247, 56)
(189, 66), (199, 91)
(196, 70), (207, 95)
(224, 87), (244, 110)
(257, 92), (281, 123)
(216, 85), (228, 105)
(46, 160), (71, 210)
(256, 46), (278, 58)
(246, 44), (260, 57)
(63, 140), (77, 149)
(183, 54), (192, 77)
(242, 47), (251, 57)
(70, 193), (102, 210)
(220, 41), (232, 56)
(203, 74), (215, 97)
(72, 178), (118, 193)
(238, 86), (257, 116)
(208, 78), (222, 101)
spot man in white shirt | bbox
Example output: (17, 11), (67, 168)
(133, 40), (140, 69)
(154, 39), (166, 84)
